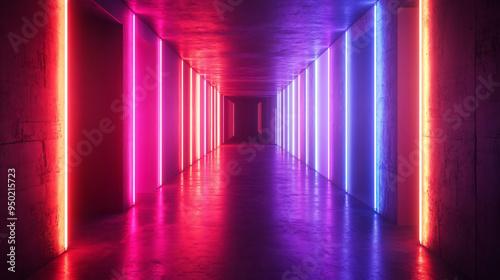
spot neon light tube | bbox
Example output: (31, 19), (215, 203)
(204, 79), (206, 155)
(419, 0), (423, 244)
(328, 47), (331, 180)
(232, 102), (235, 137)
(190, 67), (193, 165)
(373, 4), (378, 211)
(209, 86), (212, 151)
(132, 13), (136, 205)
(223, 95), (225, 143)
(217, 91), (220, 146)
(315, 59), (319, 171)
(306, 68), (309, 165)
(64, 0), (68, 250)
(158, 38), (162, 187)
(277, 92), (280, 146)
(212, 87), (214, 150)
(288, 87), (290, 153)
(196, 73), (200, 160)
(292, 80), (295, 156)
(181, 62), (184, 170)
(345, 31), (349, 193)
(298, 77), (300, 159)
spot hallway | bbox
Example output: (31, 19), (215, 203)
(29, 145), (465, 280)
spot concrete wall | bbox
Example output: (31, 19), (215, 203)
(376, 0), (401, 224)
(0, 0), (65, 278)
(422, 0), (500, 278)
(475, 1), (500, 278)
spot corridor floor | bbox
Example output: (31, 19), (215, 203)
(29, 145), (467, 280)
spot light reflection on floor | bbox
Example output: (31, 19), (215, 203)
(29, 145), (467, 280)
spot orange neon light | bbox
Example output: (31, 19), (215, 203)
(64, 0), (68, 250)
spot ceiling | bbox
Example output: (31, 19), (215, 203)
(122, 0), (377, 96)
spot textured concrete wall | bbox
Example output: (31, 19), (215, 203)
(422, 0), (500, 278)
(474, 1), (500, 279)
(0, 0), (65, 278)
(423, 0), (476, 278)
(376, 0), (400, 224)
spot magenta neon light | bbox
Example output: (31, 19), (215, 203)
(158, 38), (162, 187)
(298, 77), (300, 160)
(190, 67), (193, 165)
(181, 62), (184, 170)
(306, 68), (309, 165)
(328, 47), (331, 180)
(203, 78), (206, 155)
(132, 13), (136, 205)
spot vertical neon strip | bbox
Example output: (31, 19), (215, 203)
(203, 79), (206, 155)
(315, 60), (319, 171)
(292, 80), (295, 156)
(132, 14), (136, 204)
(209, 85), (212, 151)
(217, 91), (220, 146)
(190, 67), (193, 165)
(276, 94), (278, 145)
(181, 62), (184, 170)
(373, 4), (378, 211)
(158, 39), (162, 187)
(212, 87), (214, 150)
(306, 68), (309, 165)
(328, 47), (331, 180)
(288, 87), (290, 152)
(223, 95), (225, 143)
(298, 77), (300, 159)
(196, 73), (200, 160)
(345, 31), (349, 193)
(419, 0), (423, 244)
(278, 92), (280, 147)
(64, 0), (68, 250)
(232, 102), (235, 137)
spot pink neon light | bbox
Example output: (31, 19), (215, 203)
(196, 73), (200, 160)
(232, 102), (235, 137)
(218, 91), (221, 146)
(328, 47), (331, 180)
(222, 95), (226, 143)
(298, 77), (301, 160)
(203, 79), (206, 155)
(190, 67), (193, 165)
(181, 62), (184, 170)
(132, 13), (136, 205)
(158, 38), (162, 187)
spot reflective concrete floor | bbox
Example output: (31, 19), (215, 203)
(29, 145), (467, 280)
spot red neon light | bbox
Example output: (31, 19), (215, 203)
(419, 0), (430, 245)
(64, 0), (68, 250)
